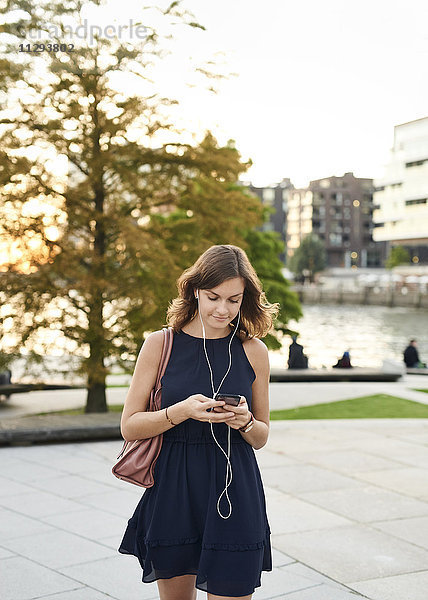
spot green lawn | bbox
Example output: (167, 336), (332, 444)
(37, 394), (428, 419)
(106, 385), (129, 388)
(270, 394), (428, 420)
(413, 389), (428, 394)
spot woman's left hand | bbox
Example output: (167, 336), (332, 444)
(212, 396), (251, 430)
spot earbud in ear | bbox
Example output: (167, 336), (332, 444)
(195, 290), (199, 300)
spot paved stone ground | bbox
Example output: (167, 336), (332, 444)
(1, 418), (428, 599)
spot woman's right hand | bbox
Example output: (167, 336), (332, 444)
(183, 394), (236, 423)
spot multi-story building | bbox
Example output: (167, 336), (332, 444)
(246, 179), (292, 264)
(373, 116), (428, 263)
(287, 172), (385, 268)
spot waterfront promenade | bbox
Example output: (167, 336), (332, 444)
(1, 378), (428, 599)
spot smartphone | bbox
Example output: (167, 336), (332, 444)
(215, 393), (241, 407)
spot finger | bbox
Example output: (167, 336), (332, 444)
(205, 400), (225, 412)
(211, 399), (225, 407)
(209, 412), (235, 422)
(239, 396), (247, 405)
(199, 395), (221, 404)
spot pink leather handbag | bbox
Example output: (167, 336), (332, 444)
(112, 327), (174, 487)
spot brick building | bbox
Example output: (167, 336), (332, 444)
(287, 172), (386, 268)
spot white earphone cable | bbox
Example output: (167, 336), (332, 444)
(196, 292), (240, 519)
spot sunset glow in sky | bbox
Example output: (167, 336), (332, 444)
(5, 0), (428, 190)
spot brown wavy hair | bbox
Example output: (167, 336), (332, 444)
(166, 245), (279, 340)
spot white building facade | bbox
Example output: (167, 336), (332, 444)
(373, 117), (428, 263)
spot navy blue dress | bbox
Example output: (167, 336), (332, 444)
(118, 329), (272, 596)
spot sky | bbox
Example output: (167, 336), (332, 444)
(174, 0), (428, 187)
(134, 0), (428, 187)
(6, 0), (428, 188)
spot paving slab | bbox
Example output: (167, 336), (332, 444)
(353, 466), (428, 498)
(284, 561), (352, 590)
(266, 492), (352, 534)
(2, 419), (428, 599)
(0, 506), (57, 540)
(371, 515), (428, 550)
(36, 589), (115, 600)
(262, 463), (361, 494)
(76, 487), (143, 517)
(0, 489), (84, 519)
(282, 584), (371, 599)
(299, 484), (428, 523)
(350, 570), (428, 600)
(0, 555), (79, 600)
(41, 506), (127, 540)
(28, 473), (116, 499)
(0, 457), (67, 482)
(98, 533), (123, 549)
(291, 448), (406, 473)
(271, 547), (296, 567)
(273, 524), (428, 583)
(252, 564), (321, 599)
(58, 554), (159, 600)
(0, 475), (36, 497)
(3, 528), (113, 569)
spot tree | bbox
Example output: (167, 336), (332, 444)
(146, 137), (262, 271)
(385, 245), (411, 269)
(0, 1), (262, 412)
(146, 181), (303, 350)
(288, 234), (326, 283)
(243, 224), (303, 350)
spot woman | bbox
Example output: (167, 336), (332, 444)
(118, 244), (279, 600)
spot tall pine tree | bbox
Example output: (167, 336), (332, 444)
(0, 1), (262, 411)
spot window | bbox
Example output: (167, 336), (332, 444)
(331, 192), (343, 205)
(405, 159), (428, 168)
(405, 198), (427, 206)
(262, 188), (275, 205)
(329, 233), (342, 245)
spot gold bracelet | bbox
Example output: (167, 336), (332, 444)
(165, 406), (177, 427)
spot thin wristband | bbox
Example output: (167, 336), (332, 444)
(239, 412), (253, 432)
(165, 406), (177, 426)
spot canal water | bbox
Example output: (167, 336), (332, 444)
(272, 304), (428, 369)
(5, 304), (428, 380)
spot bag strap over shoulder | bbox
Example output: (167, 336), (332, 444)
(155, 327), (173, 389)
